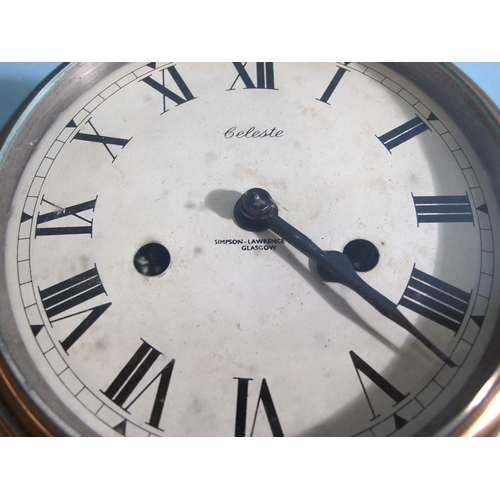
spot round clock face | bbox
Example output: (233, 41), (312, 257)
(1, 62), (500, 436)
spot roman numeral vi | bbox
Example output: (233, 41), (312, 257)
(233, 377), (284, 436)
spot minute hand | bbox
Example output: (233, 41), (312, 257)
(234, 188), (455, 368)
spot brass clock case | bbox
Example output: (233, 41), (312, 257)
(0, 62), (499, 436)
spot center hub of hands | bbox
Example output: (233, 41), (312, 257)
(241, 188), (274, 218)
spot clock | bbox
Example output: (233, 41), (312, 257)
(1, 62), (500, 436)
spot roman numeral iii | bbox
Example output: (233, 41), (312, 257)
(412, 193), (474, 224)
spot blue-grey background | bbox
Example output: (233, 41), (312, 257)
(0, 62), (499, 134)
(0, 62), (62, 132)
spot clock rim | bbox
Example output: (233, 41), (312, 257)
(0, 62), (499, 436)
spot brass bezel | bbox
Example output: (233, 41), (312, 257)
(0, 62), (499, 436)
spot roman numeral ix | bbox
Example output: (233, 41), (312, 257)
(35, 196), (97, 237)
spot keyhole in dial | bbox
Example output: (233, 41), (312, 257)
(134, 242), (171, 276)
(342, 239), (380, 272)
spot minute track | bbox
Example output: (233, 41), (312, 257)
(1, 63), (496, 437)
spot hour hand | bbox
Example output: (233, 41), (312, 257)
(233, 188), (455, 368)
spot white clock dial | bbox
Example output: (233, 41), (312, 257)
(1, 62), (499, 436)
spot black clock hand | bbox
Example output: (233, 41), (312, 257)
(234, 188), (455, 368)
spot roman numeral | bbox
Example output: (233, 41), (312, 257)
(412, 194), (474, 224)
(377, 115), (430, 152)
(234, 377), (284, 436)
(316, 63), (351, 104)
(35, 196), (97, 237)
(228, 63), (276, 90)
(350, 350), (409, 421)
(72, 119), (131, 161)
(140, 65), (196, 113)
(398, 267), (471, 333)
(39, 265), (111, 352)
(103, 340), (175, 430)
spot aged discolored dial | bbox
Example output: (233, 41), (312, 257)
(1, 62), (500, 436)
